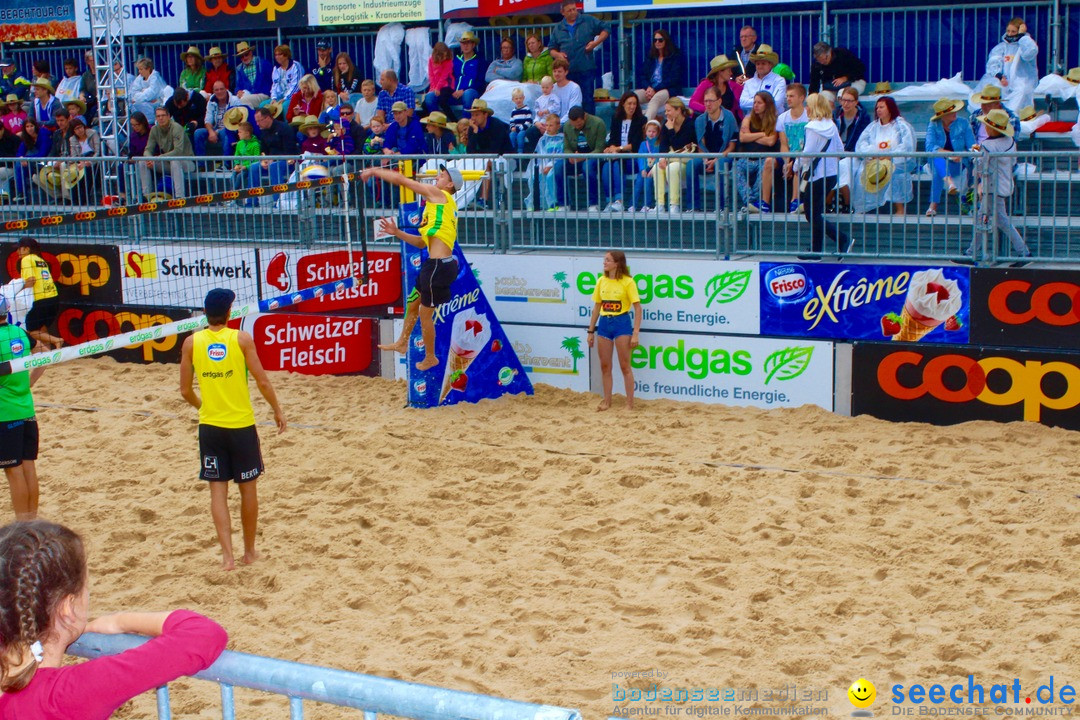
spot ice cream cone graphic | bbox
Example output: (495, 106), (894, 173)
(887, 269), (962, 342)
(440, 308), (492, 403)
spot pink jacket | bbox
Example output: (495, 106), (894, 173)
(428, 57), (454, 94)
(689, 78), (742, 120)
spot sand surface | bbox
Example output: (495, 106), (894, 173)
(25, 358), (1080, 719)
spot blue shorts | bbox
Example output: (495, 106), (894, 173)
(597, 313), (632, 340)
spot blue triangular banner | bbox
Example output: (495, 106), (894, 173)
(400, 226), (533, 409)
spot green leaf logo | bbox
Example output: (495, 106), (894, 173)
(763, 346), (814, 385)
(50, 352), (61, 364)
(705, 270), (751, 308)
(104, 339), (114, 351)
(153, 326), (163, 339)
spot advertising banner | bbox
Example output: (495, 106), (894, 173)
(760, 262), (970, 344)
(401, 242), (533, 408)
(476, 0), (555, 17)
(259, 248), (401, 314)
(76, 0), (188, 38)
(469, 254), (760, 335)
(239, 313), (377, 376)
(970, 268), (1080, 351)
(187, 0), (307, 32)
(56, 303), (191, 363)
(851, 343), (1080, 430)
(0, 0), (76, 41)
(621, 332), (834, 410)
(120, 244), (259, 309)
(311, 0), (440, 25)
(3, 243), (122, 306)
(584, 0), (815, 12)
(504, 323), (591, 392)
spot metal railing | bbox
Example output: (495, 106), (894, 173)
(2, 148), (1077, 263)
(69, 631), (582, 720)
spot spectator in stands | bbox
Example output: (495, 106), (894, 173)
(78, 50), (97, 123)
(635, 29), (684, 121)
(320, 90), (342, 124)
(355, 80), (379, 128)
(66, 115), (101, 202)
(535, 75), (561, 124)
(383, 101), (424, 156)
(298, 116), (330, 155)
(421, 111), (455, 155)
(270, 45), (304, 105)
(31, 80), (59, 128)
(126, 111), (150, 160)
(808, 42), (866, 99)
(522, 34), (552, 84)
(1, 94), (26, 135)
(796, 93), (851, 257)
(325, 115), (354, 156)
(562, 105), (606, 211)
(924, 98), (975, 217)
(166, 88), (207, 137)
(657, 97), (696, 214)
(233, 43), (268, 108)
(549, 0), (609, 114)
(633, 119), (662, 212)
(551, 60), (582, 122)
(601, 91), (645, 211)
(969, 85), (1020, 143)
(196, 81), (242, 159)
(231, 121), (260, 199)
(689, 55), (742, 122)
(740, 45), (787, 115)
(46, 109), (72, 158)
(178, 47), (206, 96)
(14, 118), (49, 201)
(732, 26), (760, 84)
(533, 112), (566, 211)
(333, 53), (361, 101)
(251, 106), (298, 192)
(831, 86), (870, 212)
(376, 70), (416, 124)
(692, 85), (738, 209)
(509, 87), (533, 153)
(453, 32), (485, 114)
(985, 18), (1038, 115)
(55, 59), (82, 106)
(0, 58), (30, 101)
(199, 47), (231, 101)
(425, 42), (457, 121)
(140, 106), (195, 200)
(311, 40), (334, 92)
(64, 97), (87, 124)
(31, 61), (51, 87)
(451, 118), (469, 154)
(971, 108), (1031, 263)
(340, 105), (367, 152)
(363, 116), (387, 155)
(286, 74), (323, 123)
(487, 38), (523, 83)
(853, 96), (916, 215)
(130, 58), (168, 119)
(0, 120), (19, 201)
(737, 91), (778, 213)
(778, 83), (810, 213)
(467, 98), (512, 209)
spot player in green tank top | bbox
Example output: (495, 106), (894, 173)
(0, 294), (47, 520)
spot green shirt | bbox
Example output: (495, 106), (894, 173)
(179, 67), (207, 93)
(233, 137), (262, 168)
(0, 324), (34, 422)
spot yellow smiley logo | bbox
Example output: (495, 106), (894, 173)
(848, 678), (876, 709)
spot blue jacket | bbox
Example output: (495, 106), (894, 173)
(454, 54), (485, 94)
(635, 137), (660, 173)
(384, 117), (425, 155)
(926, 116), (976, 154)
(636, 51), (684, 95)
(0, 71), (31, 101)
(235, 58), (273, 97)
(833, 104), (872, 152)
(970, 106), (1020, 140)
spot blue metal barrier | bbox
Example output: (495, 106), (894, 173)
(69, 632), (584, 720)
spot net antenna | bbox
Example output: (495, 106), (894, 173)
(89, 0), (129, 196)
(346, 170), (370, 287)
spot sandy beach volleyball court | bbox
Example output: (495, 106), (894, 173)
(29, 358), (1080, 719)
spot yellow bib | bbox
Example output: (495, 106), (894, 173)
(20, 254), (58, 301)
(191, 327), (255, 428)
(418, 190), (458, 251)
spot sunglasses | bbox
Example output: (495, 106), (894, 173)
(654, 38), (665, 43)
(340, 111), (353, 116)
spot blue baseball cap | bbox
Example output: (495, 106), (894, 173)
(204, 288), (235, 316)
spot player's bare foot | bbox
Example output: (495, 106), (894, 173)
(415, 355), (439, 371)
(626, 399), (634, 410)
(222, 556), (236, 571)
(378, 340), (408, 354)
(241, 550), (261, 565)
(596, 399), (611, 412)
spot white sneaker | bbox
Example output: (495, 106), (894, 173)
(639, 205), (652, 213)
(605, 199), (624, 212)
(587, 204), (599, 212)
(626, 206), (637, 213)
(669, 204), (681, 214)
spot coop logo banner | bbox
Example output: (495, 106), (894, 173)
(852, 343), (1080, 430)
(259, 249), (401, 314)
(76, 0), (188, 37)
(970, 268), (1080, 350)
(761, 263), (971, 343)
(240, 313), (376, 376)
(503, 324), (590, 392)
(621, 332), (833, 410)
(120, 245), (258, 309)
(188, 0), (306, 31)
(3, 243), (121, 305)
(58, 304), (191, 363)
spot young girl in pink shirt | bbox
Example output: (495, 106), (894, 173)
(424, 42), (457, 121)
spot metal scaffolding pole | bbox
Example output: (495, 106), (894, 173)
(89, 0), (129, 197)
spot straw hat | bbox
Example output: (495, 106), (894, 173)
(65, 98), (87, 116)
(931, 98), (964, 121)
(144, 191), (172, 203)
(59, 163), (85, 187)
(978, 108), (1015, 137)
(861, 158), (894, 193)
(422, 111), (448, 128)
(1065, 67), (1080, 85)
(206, 46), (225, 59)
(180, 46), (202, 62)
(970, 85), (1002, 104)
(298, 115), (325, 133)
(235, 42), (254, 57)
(706, 54), (738, 79)
(31, 78), (54, 93)
(869, 81), (892, 95)
(35, 166), (64, 191)
(263, 99), (284, 118)
(465, 98), (495, 114)
(749, 44), (779, 66)
(223, 106), (248, 132)
(459, 31), (479, 43)
(1018, 105), (1039, 122)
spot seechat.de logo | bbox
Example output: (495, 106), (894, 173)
(765, 264), (811, 302)
(207, 343), (227, 361)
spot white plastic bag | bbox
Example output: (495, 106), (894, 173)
(479, 79), (542, 124)
(890, 73), (972, 101)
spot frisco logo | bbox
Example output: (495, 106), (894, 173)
(410, 255), (422, 269)
(313, 287), (324, 298)
(413, 379), (427, 393)
(267, 299), (281, 310)
(10, 339), (24, 355)
(412, 336), (424, 350)
(207, 342), (227, 361)
(291, 293), (304, 304)
(765, 265), (810, 301)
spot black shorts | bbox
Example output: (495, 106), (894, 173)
(416, 257), (459, 308)
(0, 418), (39, 468)
(198, 424), (263, 483)
(25, 296), (59, 333)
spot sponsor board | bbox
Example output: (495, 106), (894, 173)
(3, 243), (122, 305)
(311, 0), (440, 25)
(760, 262), (970, 343)
(57, 304), (192, 363)
(120, 245), (259, 309)
(187, 0), (307, 31)
(851, 343), (1080, 429)
(504, 324), (590, 392)
(618, 332), (834, 410)
(585, 0), (815, 11)
(970, 268), (1080, 350)
(260, 248), (401, 314)
(239, 313), (376, 376)
(76, 0), (187, 37)
(470, 254), (760, 334)
(0, 0), (76, 41)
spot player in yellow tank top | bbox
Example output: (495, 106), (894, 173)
(361, 163), (463, 372)
(16, 238), (63, 351)
(586, 251), (642, 412)
(180, 288), (286, 571)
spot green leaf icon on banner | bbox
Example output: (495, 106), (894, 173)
(763, 346), (813, 385)
(153, 326), (163, 339)
(104, 339), (114, 351)
(705, 270), (751, 308)
(51, 352), (61, 364)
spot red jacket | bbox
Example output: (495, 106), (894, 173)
(428, 57), (454, 93)
(203, 63), (234, 94)
(286, 91), (323, 123)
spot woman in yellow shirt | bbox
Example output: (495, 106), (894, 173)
(17, 237), (63, 350)
(586, 250), (642, 411)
